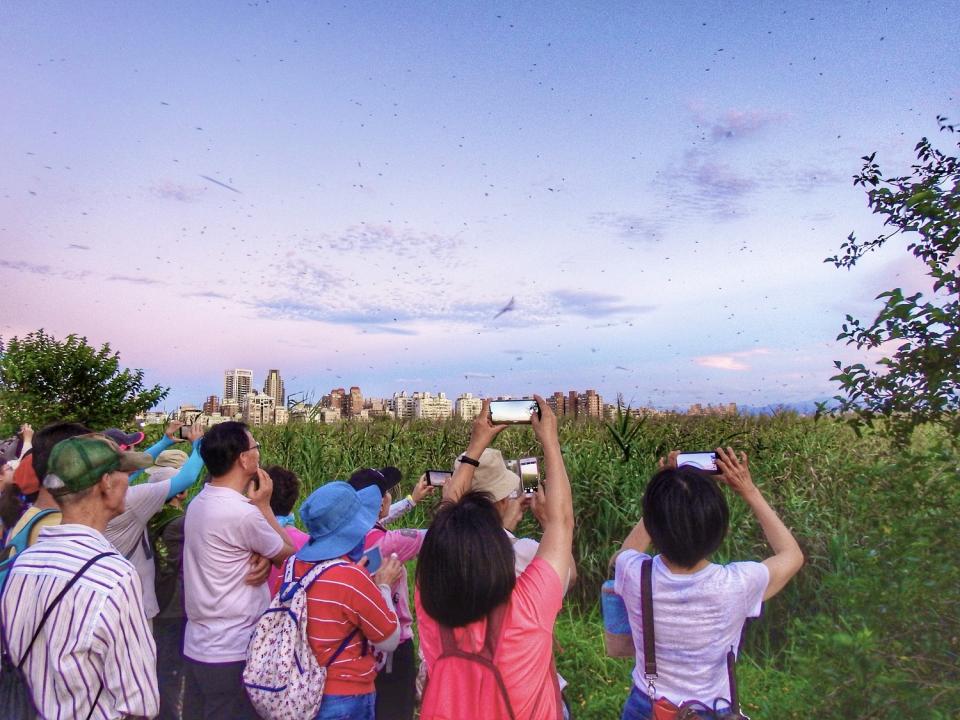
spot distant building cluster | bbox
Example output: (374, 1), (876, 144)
(136, 371), (739, 427)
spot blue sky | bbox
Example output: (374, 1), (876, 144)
(1, 1), (956, 410)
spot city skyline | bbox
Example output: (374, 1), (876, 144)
(2, 3), (956, 411)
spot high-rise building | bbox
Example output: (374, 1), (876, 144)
(455, 393), (483, 420)
(263, 369), (285, 408)
(390, 391), (415, 420)
(325, 388), (345, 412)
(219, 400), (240, 419)
(345, 386), (363, 419)
(241, 390), (275, 427)
(549, 392), (567, 416)
(202, 395), (220, 415)
(414, 392), (452, 421)
(567, 390), (579, 419)
(579, 389), (603, 418)
(224, 369), (254, 405)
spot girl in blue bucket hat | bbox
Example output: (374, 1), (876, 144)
(288, 480), (403, 720)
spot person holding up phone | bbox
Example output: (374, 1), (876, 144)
(611, 448), (804, 719)
(415, 396), (575, 720)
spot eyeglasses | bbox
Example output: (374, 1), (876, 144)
(246, 443), (261, 452)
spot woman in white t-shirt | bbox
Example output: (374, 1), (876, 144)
(612, 447), (804, 719)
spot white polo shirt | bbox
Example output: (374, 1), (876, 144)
(182, 483), (284, 663)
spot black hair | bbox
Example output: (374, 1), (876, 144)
(32, 422), (93, 479)
(265, 465), (301, 516)
(199, 421), (251, 477)
(416, 491), (516, 627)
(643, 466), (729, 569)
(0, 479), (24, 529)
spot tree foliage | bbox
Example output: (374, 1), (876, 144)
(0, 330), (168, 435)
(823, 116), (959, 443)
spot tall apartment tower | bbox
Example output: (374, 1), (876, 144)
(346, 386), (364, 418)
(567, 390), (579, 419)
(224, 369), (254, 405)
(202, 395), (220, 415)
(263, 369), (285, 408)
(550, 392), (567, 417)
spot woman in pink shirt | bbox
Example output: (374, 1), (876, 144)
(265, 465), (310, 594)
(415, 397), (575, 720)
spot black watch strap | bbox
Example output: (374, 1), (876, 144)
(459, 454), (480, 467)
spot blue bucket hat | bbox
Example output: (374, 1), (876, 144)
(297, 481), (382, 562)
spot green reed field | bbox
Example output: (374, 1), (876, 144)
(153, 413), (959, 718)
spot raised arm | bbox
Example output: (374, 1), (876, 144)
(531, 394), (575, 586)
(247, 467), (295, 568)
(715, 447), (804, 600)
(443, 399), (506, 503)
(165, 425), (206, 500)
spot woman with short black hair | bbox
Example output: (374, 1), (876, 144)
(416, 396), (574, 720)
(613, 448), (804, 719)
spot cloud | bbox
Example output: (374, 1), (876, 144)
(707, 109), (788, 141)
(150, 182), (205, 202)
(185, 291), (231, 300)
(694, 348), (771, 371)
(589, 212), (667, 242)
(551, 290), (655, 318)
(106, 275), (166, 285)
(325, 224), (462, 261)
(67, 243), (90, 251)
(0, 259), (89, 280)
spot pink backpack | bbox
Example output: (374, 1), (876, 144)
(420, 605), (517, 720)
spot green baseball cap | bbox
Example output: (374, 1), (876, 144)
(44, 434), (153, 495)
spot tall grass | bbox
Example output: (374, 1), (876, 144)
(145, 415), (959, 717)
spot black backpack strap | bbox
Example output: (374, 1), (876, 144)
(11, 551), (115, 670)
(640, 558), (657, 697)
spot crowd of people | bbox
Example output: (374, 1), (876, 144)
(0, 395), (803, 720)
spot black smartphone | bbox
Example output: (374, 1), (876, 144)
(177, 425), (192, 440)
(676, 451), (719, 474)
(489, 399), (541, 425)
(426, 469), (453, 487)
(518, 457), (539, 494)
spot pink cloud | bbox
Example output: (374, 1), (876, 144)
(694, 348), (771, 372)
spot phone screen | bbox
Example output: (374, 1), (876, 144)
(489, 399), (540, 424)
(426, 470), (452, 487)
(518, 457), (539, 494)
(676, 451), (719, 474)
(177, 425), (192, 440)
(361, 546), (382, 574)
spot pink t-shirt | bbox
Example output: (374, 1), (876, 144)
(364, 526), (425, 643)
(269, 526), (310, 595)
(417, 557), (564, 720)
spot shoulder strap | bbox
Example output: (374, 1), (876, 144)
(640, 558), (656, 678)
(3, 551), (115, 670)
(3, 508), (59, 553)
(326, 628), (359, 667)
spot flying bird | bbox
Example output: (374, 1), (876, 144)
(199, 175), (242, 194)
(492, 296), (515, 320)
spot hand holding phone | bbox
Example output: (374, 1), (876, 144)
(518, 457), (540, 494)
(360, 546), (382, 574)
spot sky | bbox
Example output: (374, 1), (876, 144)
(1, 1), (957, 411)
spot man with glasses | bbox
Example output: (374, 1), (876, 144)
(182, 421), (294, 720)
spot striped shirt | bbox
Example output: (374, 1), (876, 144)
(0, 524), (159, 720)
(293, 558), (398, 695)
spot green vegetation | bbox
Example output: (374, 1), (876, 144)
(823, 117), (959, 445)
(147, 413), (959, 718)
(0, 330), (168, 435)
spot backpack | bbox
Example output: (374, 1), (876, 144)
(243, 557), (356, 720)
(420, 604), (517, 720)
(0, 551), (114, 720)
(0, 510), (60, 593)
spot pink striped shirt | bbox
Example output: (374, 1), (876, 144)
(0, 524), (159, 720)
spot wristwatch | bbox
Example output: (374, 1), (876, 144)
(459, 454), (480, 467)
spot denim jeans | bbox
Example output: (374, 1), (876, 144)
(621, 685), (736, 720)
(315, 692), (376, 720)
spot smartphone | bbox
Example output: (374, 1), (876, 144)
(518, 457), (540, 494)
(426, 469), (452, 487)
(489, 399), (541, 425)
(177, 425), (192, 440)
(676, 451), (719, 474)
(361, 546), (382, 574)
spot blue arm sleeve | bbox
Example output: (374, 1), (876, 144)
(130, 436), (176, 483)
(166, 439), (205, 501)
